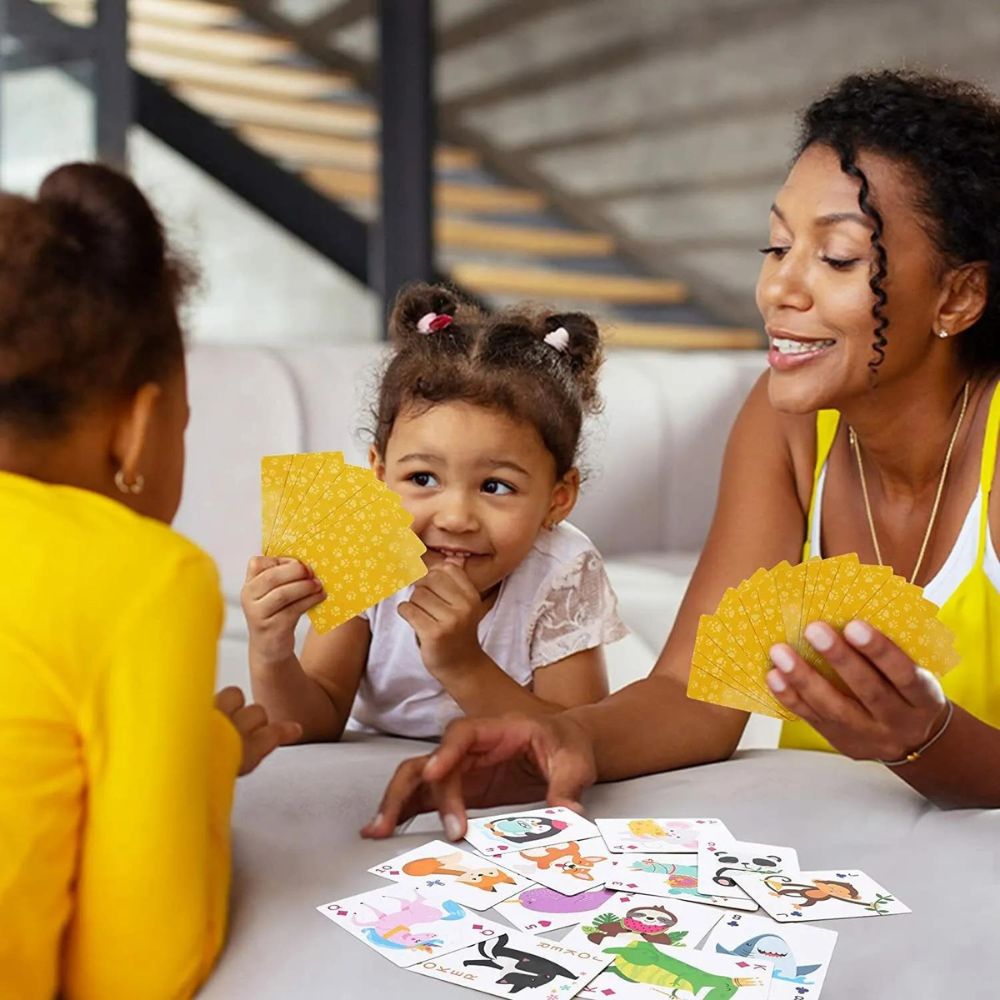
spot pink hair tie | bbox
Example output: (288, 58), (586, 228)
(543, 327), (569, 352)
(417, 312), (453, 334)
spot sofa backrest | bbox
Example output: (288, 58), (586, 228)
(175, 343), (765, 603)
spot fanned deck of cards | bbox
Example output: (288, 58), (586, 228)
(687, 553), (961, 720)
(260, 451), (427, 632)
(316, 808), (913, 998)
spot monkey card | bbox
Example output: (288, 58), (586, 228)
(559, 891), (723, 959)
(473, 836), (615, 896)
(596, 817), (733, 854)
(464, 806), (600, 860)
(604, 853), (759, 911)
(414, 928), (612, 998)
(367, 839), (531, 910)
(697, 837), (799, 901)
(703, 911), (838, 1000)
(731, 868), (911, 922)
(492, 884), (619, 935)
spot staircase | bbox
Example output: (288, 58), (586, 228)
(28, 0), (762, 349)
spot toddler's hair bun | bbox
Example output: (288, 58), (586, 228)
(388, 282), (478, 343)
(543, 312), (603, 407)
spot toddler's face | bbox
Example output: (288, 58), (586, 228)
(375, 401), (577, 594)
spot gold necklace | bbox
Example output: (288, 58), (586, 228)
(848, 380), (970, 585)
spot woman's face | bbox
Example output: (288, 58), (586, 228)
(756, 142), (947, 413)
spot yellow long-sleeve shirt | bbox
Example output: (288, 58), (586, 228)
(0, 470), (240, 999)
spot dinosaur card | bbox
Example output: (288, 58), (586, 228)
(596, 817), (733, 854)
(604, 854), (758, 912)
(492, 884), (619, 935)
(414, 927), (612, 998)
(464, 806), (600, 861)
(702, 911), (838, 1000)
(559, 891), (724, 960)
(577, 940), (773, 999)
(473, 836), (615, 896)
(697, 837), (799, 901)
(316, 885), (507, 967)
(367, 839), (531, 910)
(732, 868), (911, 922)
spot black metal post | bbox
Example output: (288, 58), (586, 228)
(93, 0), (130, 167)
(375, 0), (434, 328)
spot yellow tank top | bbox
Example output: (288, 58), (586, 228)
(780, 384), (1000, 751)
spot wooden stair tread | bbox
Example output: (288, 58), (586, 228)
(237, 123), (478, 172)
(438, 218), (613, 257)
(175, 84), (376, 136)
(305, 168), (547, 215)
(131, 21), (295, 63)
(606, 322), (762, 350)
(452, 263), (687, 304)
(40, 0), (243, 28)
(133, 50), (352, 99)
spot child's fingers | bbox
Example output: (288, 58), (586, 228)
(244, 560), (314, 598)
(400, 593), (446, 627)
(214, 685), (246, 718)
(435, 562), (481, 603)
(239, 719), (301, 775)
(245, 555), (302, 582)
(231, 701), (269, 737)
(254, 578), (324, 619)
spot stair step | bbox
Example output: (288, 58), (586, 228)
(304, 168), (547, 215)
(175, 84), (376, 137)
(437, 218), (613, 257)
(607, 323), (762, 350)
(133, 50), (352, 100)
(40, 0), (243, 28)
(452, 263), (687, 304)
(131, 21), (295, 64)
(236, 123), (478, 172)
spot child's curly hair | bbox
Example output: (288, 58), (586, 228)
(372, 283), (604, 478)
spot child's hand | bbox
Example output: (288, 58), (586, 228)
(241, 555), (325, 664)
(215, 685), (302, 775)
(398, 558), (488, 676)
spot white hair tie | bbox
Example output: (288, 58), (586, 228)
(543, 327), (569, 352)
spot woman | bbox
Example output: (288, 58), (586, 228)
(363, 69), (1000, 838)
(0, 164), (299, 998)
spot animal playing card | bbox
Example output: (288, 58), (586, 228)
(577, 941), (773, 1000)
(475, 836), (614, 896)
(604, 855), (758, 912)
(703, 911), (838, 1000)
(316, 884), (507, 967)
(697, 838), (799, 901)
(414, 928), (613, 998)
(367, 839), (531, 910)
(596, 817), (733, 854)
(464, 806), (600, 861)
(732, 868), (910, 922)
(492, 884), (618, 935)
(560, 892), (723, 958)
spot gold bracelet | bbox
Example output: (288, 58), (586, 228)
(877, 701), (954, 768)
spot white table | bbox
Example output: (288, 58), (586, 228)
(200, 738), (1000, 998)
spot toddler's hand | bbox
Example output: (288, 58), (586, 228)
(398, 558), (487, 675)
(241, 555), (325, 664)
(215, 685), (302, 775)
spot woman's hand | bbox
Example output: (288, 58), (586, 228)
(214, 686), (302, 775)
(767, 619), (949, 762)
(361, 712), (598, 842)
(241, 556), (326, 664)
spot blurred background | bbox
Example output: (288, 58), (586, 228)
(4, 0), (996, 351)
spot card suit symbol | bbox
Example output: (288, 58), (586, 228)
(337, 909), (348, 916)
(796, 990), (809, 996)
(539, 920), (552, 927)
(727, 919), (740, 927)
(626, 883), (638, 890)
(601, 991), (617, 997)
(791, 910), (804, 918)
(390, 869), (400, 875)
(737, 962), (749, 969)
(836, 873), (849, 878)
(627, 845), (638, 850)
(473, 924), (483, 930)
(497, 845), (508, 852)
(618, 896), (631, 903)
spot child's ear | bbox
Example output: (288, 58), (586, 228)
(545, 467), (580, 528)
(369, 445), (386, 481)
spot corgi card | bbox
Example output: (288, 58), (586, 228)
(316, 885), (506, 968)
(596, 817), (733, 854)
(697, 837), (799, 901)
(464, 806), (600, 860)
(414, 927), (612, 998)
(368, 840), (531, 910)
(577, 940), (773, 1000)
(492, 884), (618, 935)
(732, 868), (911, 922)
(605, 854), (758, 912)
(559, 892), (723, 957)
(703, 911), (838, 1000)
(476, 836), (615, 896)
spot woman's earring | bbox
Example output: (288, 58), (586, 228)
(937, 329), (950, 339)
(114, 469), (145, 495)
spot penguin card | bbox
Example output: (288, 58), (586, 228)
(596, 817), (733, 854)
(731, 868), (911, 922)
(605, 854), (759, 911)
(559, 891), (724, 959)
(463, 806), (600, 860)
(473, 836), (615, 896)
(703, 912), (837, 999)
(367, 840), (531, 910)
(697, 837), (800, 901)
(414, 928), (612, 998)
(576, 941), (773, 999)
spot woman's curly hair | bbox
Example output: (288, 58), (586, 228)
(796, 70), (1000, 378)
